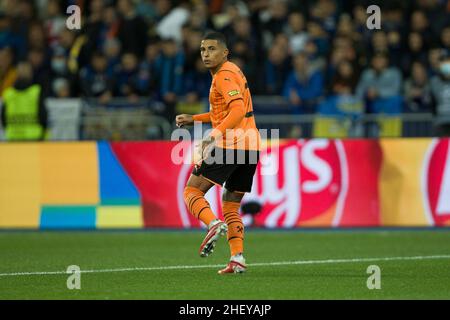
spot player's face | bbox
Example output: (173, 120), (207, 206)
(200, 40), (228, 70)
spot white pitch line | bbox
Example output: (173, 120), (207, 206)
(0, 254), (449, 278)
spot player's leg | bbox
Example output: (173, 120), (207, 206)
(184, 174), (217, 227)
(217, 150), (259, 274)
(217, 189), (247, 274)
(222, 189), (245, 257)
(184, 147), (236, 257)
(184, 174), (228, 257)
(184, 147), (234, 228)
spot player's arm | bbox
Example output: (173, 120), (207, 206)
(200, 102), (245, 158)
(175, 112), (211, 127)
(210, 99), (245, 139)
(193, 112), (211, 123)
(209, 71), (246, 139)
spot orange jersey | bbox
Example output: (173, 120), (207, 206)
(209, 61), (260, 151)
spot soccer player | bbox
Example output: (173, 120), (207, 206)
(176, 32), (260, 274)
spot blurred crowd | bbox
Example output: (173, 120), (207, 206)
(0, 0), (450, 132)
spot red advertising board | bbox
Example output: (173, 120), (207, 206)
(111, 139), (383, 228)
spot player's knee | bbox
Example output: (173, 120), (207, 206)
(186, 174), (214, 193)
(183, 186), (202, 206)
(222, 189), (244, 203)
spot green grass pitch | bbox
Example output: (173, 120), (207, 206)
(0, 229), (449, 299)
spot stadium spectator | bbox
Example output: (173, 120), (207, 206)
(356, 53), (403, 106)
(27, 48), (50, 96)
(84, 4), (121, 57)
(80, 51), (114, 103)
(264, 42), (291, 95)
(331, 60), (359, 95)
(117, 0), (149, 58)
(232, 39), (259, 87)
(403, 61), (433, 113)
(228, 16), (259, 55)
(183, 56), (211, 103)
(285, 12), (309, 55)
(309, 0), (338, 36)
(103, 38), (122, 75)
(317, 60), (364, 137)
(49, 46), (72, 97)
(326, 36), (358, 93)
(87, 0), (105, 24)
(369, 31), (389, 59)
(416, 0), (450, 42)
(440, 26), (450, 51)
(337, 36), (358, 66)
(386, 30), (403, 67)
(0, 12), (26, 62)
(430, 53), (450, 135)
(261, 0), (289, 43)
(182, 27), (203, 74)
(138, 40), (160, 99)
(0, 61), (48, 141)
(154, 38), (184, 121)
(410, 10), (435, 47)
(336, 13), (358, 42)
(52, 77), (71, 98)
(155, 0), (191, 44)
(115, 52), (142, 100)
(101, 5), (121, 42)
(304, 39), (327, 73)
(283, 52), (324, 113)
(57, 29), (89, 75)
(216, 0), (247, 38)
(428, 47), (445, 76)
(187, 1), (213, 31)
(153, 0), (173, 23)
(400, 32), (429, 76)
(5, 0), (34, 61)
(306, 19), (329, 57)
(382, 3), (406, 35)
(352, 4), (372, 46)
(27, 22), (49, 53)
(26, 23), (52, 91)
(43, 0), (66, 49)
(272, 32), (290, 54)
(136, 0), (158, 24)
(14, 0), (37, 23)
(0, 46), (17, 96)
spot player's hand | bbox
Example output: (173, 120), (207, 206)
(175, 114), (194, 128)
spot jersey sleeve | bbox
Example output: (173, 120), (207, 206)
(193, 112), (211, 122)
(210, 99), (246, 139)
(215, 71), (244, 106)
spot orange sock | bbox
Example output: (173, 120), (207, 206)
(183, 186), (217, 226)
(222, 201), (244, 256)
